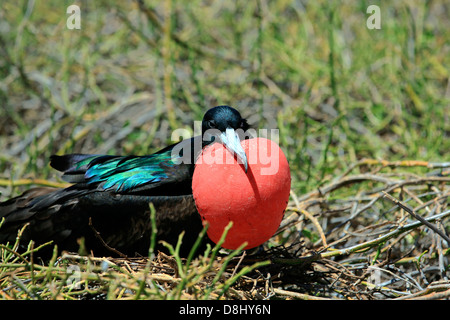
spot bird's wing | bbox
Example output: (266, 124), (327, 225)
(50, 153), (172, 191)
(49, 137), (200, 193)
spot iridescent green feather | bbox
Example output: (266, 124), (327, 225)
(77, 151), (178, 192)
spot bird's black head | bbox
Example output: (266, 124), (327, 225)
(201, 105), (249, 172)
(202, 105), (249, 134)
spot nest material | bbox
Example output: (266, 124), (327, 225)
(263, 159), (450, 300)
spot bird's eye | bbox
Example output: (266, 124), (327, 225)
(207, 120), (216, 128)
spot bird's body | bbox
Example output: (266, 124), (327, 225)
(0, 106), (249, 258)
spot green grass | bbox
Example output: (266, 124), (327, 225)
(0, 0), (449, 300)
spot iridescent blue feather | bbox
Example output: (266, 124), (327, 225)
(73, 151), (177, 192)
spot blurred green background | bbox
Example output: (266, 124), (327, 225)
(0, 0), (449, 198)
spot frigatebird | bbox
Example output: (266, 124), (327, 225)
(0, 106), (250, 258)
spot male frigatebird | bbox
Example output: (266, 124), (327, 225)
(0, 106), (250, 258)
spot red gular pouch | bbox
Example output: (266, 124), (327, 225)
(192, 137), (291, 250)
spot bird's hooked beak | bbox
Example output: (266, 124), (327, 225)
(220, 128), (248, 173)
